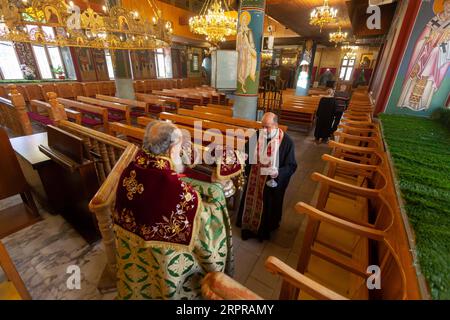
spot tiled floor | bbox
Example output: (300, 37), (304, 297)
(0, 127), (329, 299)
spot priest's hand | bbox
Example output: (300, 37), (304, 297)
(266, 167), (278, 179)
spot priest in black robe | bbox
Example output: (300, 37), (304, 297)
(314, 89), (337, 144)
(236, 112), (297, 241)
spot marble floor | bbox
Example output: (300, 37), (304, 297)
(0, 127), (329, 300)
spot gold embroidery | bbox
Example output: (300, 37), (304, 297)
(117, 208), (137, 232)
(154, 159), (166, 170)
(122, 170), (144, 200)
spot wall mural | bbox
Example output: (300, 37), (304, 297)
(92, 49), (109, 81)
(386, 0), (450, 115)
(131, 50), (154, 80)
(74, 47), (97, 81)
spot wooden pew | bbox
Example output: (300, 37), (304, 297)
(0, 86), (33, 136)
(109, 122), (146, 144)
(206, 103), (233, 110)
(82, 82), (100, 97)
(95, 94), (167, 116)
(280, 106), (316, 129)
(39, 84), (57, 101)
(77, 96), (131, 125)
(177, 109), (288, 132)
(135, 92), (180, 112)
(193, 105), (233, 117)
(158, 112), (250, 141)
(138, 115), (244, 149)
(57, 98), (109, 132)
(152, 90), (205, 108)
(30, 99), (82, 125)
(23, 84), (45, 102)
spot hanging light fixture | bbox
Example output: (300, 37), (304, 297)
(329, 26), (347, 46)
(309, 0), (337, 32)
(0, 0), (172, 50)
(189, 0), (237, 46)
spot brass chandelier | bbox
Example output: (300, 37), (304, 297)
(309, 0), (337, 32)
(329, 26), (347, 46)
(189, 0), (237, 46)
(0, 0), (173, 50)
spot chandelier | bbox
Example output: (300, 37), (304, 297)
(309, 0), (337, 32)
(189, 0), (237, 46)
(329, 26), (347, 46)
(0, 0), (172, 50)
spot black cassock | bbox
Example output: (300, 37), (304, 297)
(314, 97), (337, 140)
(237, 132), (297, 241)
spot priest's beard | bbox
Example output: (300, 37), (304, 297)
(171, 152), (185, 174)
(265, 128), (278, 140)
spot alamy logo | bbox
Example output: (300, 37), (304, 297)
(366, 265), (381, 290)
(66, 265), (81, 290)
(366, 5), (381, 30)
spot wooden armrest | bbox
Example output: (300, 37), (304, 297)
(295, 202), (385, 240)
(65, 109), (82, 124)
(201, 272), (263, 300)
(265, 256), (348, 300)
(311, 172), (380, 198)
(0, 242), (31, 300)
(334, 131), (379, 143)
(321, 154), (379, 172)
(328, 140), (380, 155)
(338, 124), (379, 133)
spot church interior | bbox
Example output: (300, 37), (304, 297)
(0, 0), (449, 301)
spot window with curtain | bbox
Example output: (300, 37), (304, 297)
(339, 56), (355, 81)
(155, 48), (172, 78)
(105, 50), (115, 79)
(0, 41), (24, 80)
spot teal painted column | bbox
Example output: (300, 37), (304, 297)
(295, 39), (317, 96)
(234, 0), (266, 120)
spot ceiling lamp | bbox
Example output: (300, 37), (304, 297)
(0, 0), (172, 50)
(309, 0), (337, 32)
(329, 26), (347, 46)
(189, 0), (237, 46)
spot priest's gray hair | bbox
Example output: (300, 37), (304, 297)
(143, 120), (182, 155)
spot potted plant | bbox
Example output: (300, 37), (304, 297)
(20, 64), (36, 80)
(52, 66), (65, 79)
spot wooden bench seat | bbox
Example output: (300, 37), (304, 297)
(193, 105), (233, 117)
(177, 109), (288, 132)
(57, 98), (109, 132)
(77, 96), (131, 124)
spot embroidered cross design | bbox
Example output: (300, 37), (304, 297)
(122, 170), (144, 200)
(430, 18), (441, 28)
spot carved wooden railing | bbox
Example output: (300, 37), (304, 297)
(0, 85), (33, 136)
(88, 143), (138, 289)
(45, 92), (139, 289)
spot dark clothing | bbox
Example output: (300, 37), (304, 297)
(314, 97), (337, 140)
(331, 92), (350, 133)
(237, 132), (297, 240)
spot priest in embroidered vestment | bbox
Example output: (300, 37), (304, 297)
(237, 112), (297, 241)
(113, 121), (237, 299)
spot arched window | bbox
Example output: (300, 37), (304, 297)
(339, 55), (356, 81)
